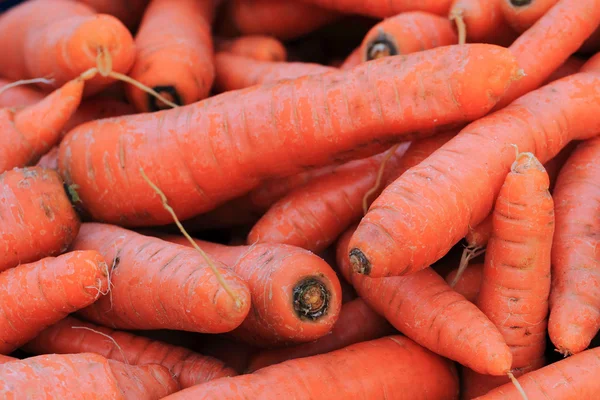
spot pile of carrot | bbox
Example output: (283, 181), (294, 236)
(2, 0), (600, 398)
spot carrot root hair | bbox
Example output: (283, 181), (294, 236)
(450, 244), (485, 288)
(139, 168), (242, 310)
(449, 9), (467, 45)
(70, 326), (128, 364)
(0, 77), (54, 96)
(508, 371), (529, 400)
(362, 143), (401, 215)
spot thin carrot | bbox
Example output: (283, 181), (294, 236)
(162, 336), (459, 400)
(0, 250), (108, 354)
(0, 352), (179, 399)
(295, 0), (454, 18)
(125, 0), (215, 112)
(246, 298), (393, 372)
(500, 0), (558, 33)
(23, 316), (237, 388)
(338, 226), (512, 376)
(76, 0), (150, 29)
(349, 72), (600, 278)
(549, 137), (600, 355)
(215, 35), (287, 62)
(360, 12), (457, 61)
(0, 0), (135, 96)
(0, 167), (80, 273)
(58, 44), (520, 227)
(214, 52), (334, 92)
(449, 0), (516, 44)
(70, 223), (251, 333)
(157, 234), (343, 346)
(445, 263), (483, 303)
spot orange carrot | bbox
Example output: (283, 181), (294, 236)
(125, 0), (215, 112)
(360, 12), (457, 61)
(0, 355), (15, 364)
(449, 0), (514, 44)
(246, 298), (393, 372)
(157, 234), (343, 346)
(349, 72), (600, 278)
(23, 316), (236, 388)
(0, 78), (45, 107)
(76, 0), (150, 29)
(215, 35), (287, 62)
(70, 223), (251, 333)
(63, 96), (135, 132)
(549, 137), (600, 355)
(501, 0), (558, 32)
(337, 226), (512, 376)
(0, 352), (179, 399)
(0, 167), (80, 273)
(58, 44), (520, 227)
(214, 52), (334, 92)
(0, 250), (108, 354)
(340, 46), (361, 70)
(0, 0), (135, 96)
(580, 51), (600, 73)
(294, 0), (454, 18)
(162, 336), (459, 400)
(445, 263), (483, 303)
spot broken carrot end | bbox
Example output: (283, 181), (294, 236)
(293, 278), (330, 321)
(349, 248), (371, 275)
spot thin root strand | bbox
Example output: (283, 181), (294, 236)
(362, 143), (400, 215)
(508, 371), (529, 400)
(0, 77), (54, 96)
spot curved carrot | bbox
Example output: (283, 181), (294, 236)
(0, 352), (179, 399)
(59, 44), (520, 227)
(214, 52), (334, 92)
(349, 72), (600, 278)
(216, 35), (287, 62)
(445, 263), (483, 303)
(295, 0), (454, 18)
(162, 336), (459, 400)
(0, 0), (135, 96)
(360, 12), (457, 61)
(338, 226), (512, 376)
(158, 234), (342, 346)
(246, 298), (393, 372)
(549, 137), (600, 355)
(70, 223), (251, 333)
(76, 0), (149, 29)
(125, 0), (214, 112)
(449, 0), (515, 44)
(0, 167), (80, 272)
(500, 0), (558, 33)
(0, 250), (108, 354)
(23, 316), (236, 388)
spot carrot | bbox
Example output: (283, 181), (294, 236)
(349, 72), (600, 278)
(474, 347), (600, 399)
(70, 223), (251, 333)
(337, 226), (512, 375)
(157, 234), (343, 346)
(360, 12), (457, 61)
(0, 250), (108, 354)
(580, 51), (600, 73)
(549, 137), (600, 355)
(449, 0), (516, 45)
(162, 335), (458, 400)
(23, 316), (236, 388)
(76, 0), (150, 29)
(445, 263), (483, 303)
(193, 334), (258, 375)
(0, 355), (15, 364)
(0, 167), (80, 272)
(294, 0), (453, 18)
(215, 35), (287, 62)
(58, 44), (520, 227)
(224, 0), (340, 40)
(125, 0), (214, 112)
(0, 78), (45, 107)
(0, 0), (135, 96)
(500, 0), (558, 33)
(340, 46), (361, 70)
(214, 52), (334, 92)
(246, 298), (393, 372)
(63, 96), (135, 132)
(0, 352), (179, 399)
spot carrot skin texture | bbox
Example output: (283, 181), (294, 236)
(449, 0), (508, 43)
(500, 0), (558, 33)
(295, 0), (453, 18)
(76, 0), (150, 29)
(216, 36), (287, 62)
(162, 336), (459, 400)
(349, 72), (600, 278)
(337, 227), (511, 375)
(70, 223), (251, 333)
(0, 167), (80, 272)
(126, 0), (215, 112)
(0, 352), (179, 399)
(59, 44), (520, 227)
(245, 298), (393, 372)
(445, 263), (483, 303)
(549, 137), (600, 354)
(0, 250), (108, 354)
(340, 47), (361, 70)
(23, 316), (236, 388)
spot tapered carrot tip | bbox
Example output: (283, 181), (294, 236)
(511, 152), (550, 186)
(549, 303), (600, 355)
(364, 33), (398, 61)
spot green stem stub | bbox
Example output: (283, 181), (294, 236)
(293, 278), (329, 321)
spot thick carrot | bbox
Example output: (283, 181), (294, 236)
(449, 0), (513, 44)
(500, 0), (558, 32)
(0, 167), (80, 272)
(23, 316), (236, 388)
(549, 137), (600, 355)
(0, 0), (135, 96)
(162, 336), (459, 400)
(125, 0), (214, 112)
(445, 263), (483, 303)
(59, 44), (520, 227)
(215, 35), (287, 62)
(360, 12), (457, 61)
(474, 347), (600, 399)
(0, 352), (179, 399)
(295, 0), (454, 18)
(225, 0), (340, 40)
(0, 355), (15, 364)
(246, 298), (393, 372)
(70, 223), (251, 333)
(157, 234), (343, 346)
(337, 226), (511, 375)
(76, 0), (150, 29)
(0, 250), (108, 354)
(349, 72), (600, 278)
(214, 52), (334, 92)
